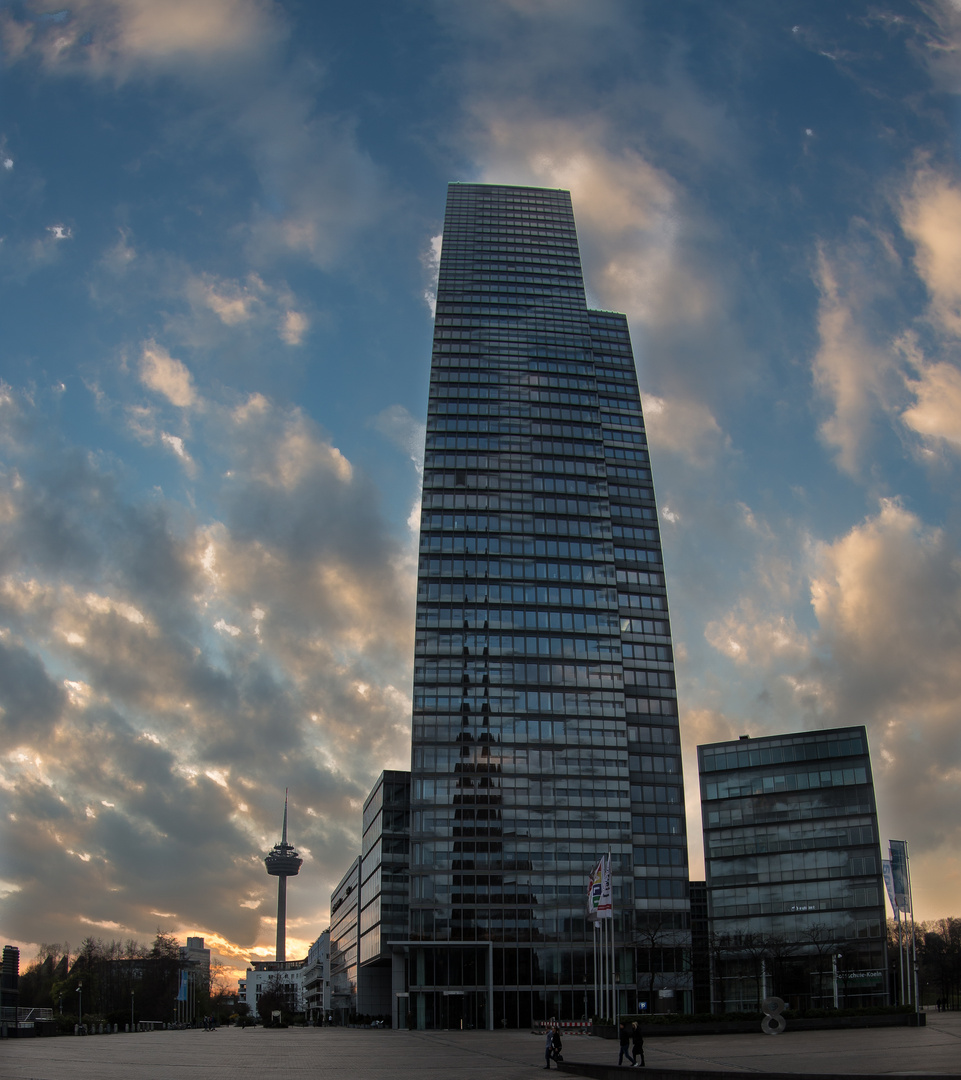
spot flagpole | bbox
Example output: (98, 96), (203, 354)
(604, 851), (613, 1019)
(593, 922), (599, 1019)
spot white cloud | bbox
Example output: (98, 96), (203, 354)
(421, 233), (442, 316)
(642, 393), (729, 468)
(805, 499), (961, 856)
(279, 309), (309, 346)
(901, 168), (961, 337)
(902, 358), (961, 449)
(811, 246), (900, 476)
(139, 341), (197, 408)
(1, 0), (283, 77)
(705, 608), (810, 667)
(475, 116), (683, 327)
(160, 432), (195, 473)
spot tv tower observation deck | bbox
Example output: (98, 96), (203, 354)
(264, 791), (303, 962)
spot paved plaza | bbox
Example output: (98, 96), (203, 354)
(2, 1013), (959, 1080)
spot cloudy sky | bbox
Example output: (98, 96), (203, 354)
(2, 0), (960, 977)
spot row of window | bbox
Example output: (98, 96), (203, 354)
(612, 505), (658, 523)
(424, 476), (605, 497)
(419, 558), (615, 582)
(710, 887), (881, 919)
(606, 448), (651, 467)
(421, 535), (610, 557)
(416, 607), (620, 632)
(414, 745), (626, 769)
(705, 797), (876, 828)
(706, 822), (876, 859)
(703, 766), (869, 801)
(634, 845), (687, 867)
(431, 371), (593, 391)
(630, 784), (682, 806)
(419, 584), (617, 607)
(425, 453), (606, 476)
(432, 347), (593, 364)
(422, 494), (606, 515)
(628, 721), (679, 743)
(414, 688), (624, 712)
(433, 389), (599, 408)
(629, 754), (680, 775)
(414, 632), (622, 660)
(427, 435), (606, 455)
(415, 659), (623, 686)
(700, 733), (867, 772)
(621, 617), (672, 637)
(412, 718), (627, 745)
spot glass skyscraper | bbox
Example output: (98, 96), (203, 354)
(403, 183), (690, 1030)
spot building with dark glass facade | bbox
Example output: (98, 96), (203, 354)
(698, 727), (888, 1011)
(358, 770), (410, 1017)
(402, 182), (690, 1030)
(328, 857), (360, 1023)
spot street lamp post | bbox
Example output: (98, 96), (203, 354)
(76, 982), (83, 1033)
(131, 990), (135, 1033)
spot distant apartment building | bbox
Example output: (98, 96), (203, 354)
(327, 771), (412, 1024)
(302, 930), (330, 1024)
(358, 771), (411, 1017)
(241, 956), (308, 1019)
(329, 857), (361, 1023)
(698, 727), (888, 1011)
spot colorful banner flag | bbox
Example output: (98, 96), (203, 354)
(597, 853), (613, 920)
(888, 840), (912, 914)
(176, 970), (189, 1002)
(586, 857), (604, 921)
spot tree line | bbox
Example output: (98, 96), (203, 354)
(18, 932), (234, 1029)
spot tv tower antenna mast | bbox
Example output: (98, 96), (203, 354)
(264, 790), (303, 962)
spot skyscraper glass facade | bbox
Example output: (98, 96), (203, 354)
(406, 183), (690, 1029)
(698, 727), (888, 1011)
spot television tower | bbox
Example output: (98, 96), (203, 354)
(264, 790), (303, 962)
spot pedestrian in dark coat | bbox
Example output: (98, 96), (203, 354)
(631, 1021), (645, 1066)
(618, 1021), (635, 1066)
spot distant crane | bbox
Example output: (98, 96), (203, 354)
(264, 790), (303, 962)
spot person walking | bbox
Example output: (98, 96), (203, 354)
(618, 1020), (635, 1066)
(631, 1020), (645, 1067)
(544, 1024), (554, 1069)
(551, 1023), (563, 1063)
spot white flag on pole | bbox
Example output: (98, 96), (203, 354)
(587, 857), (604, 921)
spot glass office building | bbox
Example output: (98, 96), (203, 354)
(404, 183), (690, 1030)
(358, 770), (410, 1017)
(698, 727), (888, 1011)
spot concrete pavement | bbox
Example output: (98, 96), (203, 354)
(2, 1012), (959, 1079)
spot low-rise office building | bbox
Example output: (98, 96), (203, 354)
(698, 727), (888, 1011)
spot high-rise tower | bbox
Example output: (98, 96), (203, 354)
(404, 183), (690, 1030)
(264, 791), (303, 963)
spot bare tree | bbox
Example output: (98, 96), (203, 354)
(801, 923), (837, 1008)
